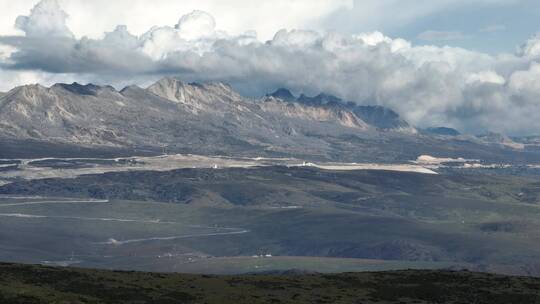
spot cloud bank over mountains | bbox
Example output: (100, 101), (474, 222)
(1, 0), (540, 135)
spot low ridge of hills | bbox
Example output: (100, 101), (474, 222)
(0, 263), (539, 304)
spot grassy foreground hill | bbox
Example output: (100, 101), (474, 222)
(1, 263), (539, 304)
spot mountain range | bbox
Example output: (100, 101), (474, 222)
(0, 78), (537, 162)
(268, 88), (411, 130)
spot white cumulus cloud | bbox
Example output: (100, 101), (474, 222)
(2, 0), (540, 135)
(175, 10), (217, 40)
(15, 0), (73, 38)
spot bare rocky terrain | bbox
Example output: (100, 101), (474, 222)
(1, 78), (538, 163)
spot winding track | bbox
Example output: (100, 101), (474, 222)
(99, 230), (250, 245)
(0, 197), (251, 246)
(0, 199), (109, 207)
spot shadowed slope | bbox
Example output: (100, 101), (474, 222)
(0, 263), (539, 304)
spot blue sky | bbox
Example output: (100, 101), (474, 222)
(316, 0), (539, 53)
(406, 0), (540, 53)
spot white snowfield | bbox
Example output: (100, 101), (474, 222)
(0, 199), (109, 207)
(289, 162), (437, 174)
(0, 153), (440, 184)
(101, 230), (250, 246)
(413, 155), (470, 165)
(413, 154), (523, 170)
(0, 154), (267, 182)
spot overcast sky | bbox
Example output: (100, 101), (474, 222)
(1, 0), (540, 135)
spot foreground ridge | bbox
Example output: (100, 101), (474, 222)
(0, 262), (539, 304)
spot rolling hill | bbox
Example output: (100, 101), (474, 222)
(0, 263), (539, 304)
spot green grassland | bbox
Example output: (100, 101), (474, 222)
(157, 256), (458, 275)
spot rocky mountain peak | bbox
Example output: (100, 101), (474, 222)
(2, 84), (49, 104)
(274, 89), (411, 131)
(193, 81), (238, 97)
(119, 85), (143, 94)
(52, 82), (117, 96)
(424, 127), (460, 136)
(154, 77), (184, 87)
(146, 77), (187, 102)
(267, 88), (296, 101)
(298, 93), (342, 106)
(147, 77), (241, 106)
(477, 132), (524, 150)
(13, 83), (47, 93)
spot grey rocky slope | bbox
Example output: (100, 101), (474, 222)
(423, 127), (461, 136)
(270, 88), (411, 130)
(0, 79), (370, 158)
(0, 78), (537, 162)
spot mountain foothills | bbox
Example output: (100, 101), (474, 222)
(0, 78), (536, 162)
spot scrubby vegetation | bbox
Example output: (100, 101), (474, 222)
(1, 263), (539, 303)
